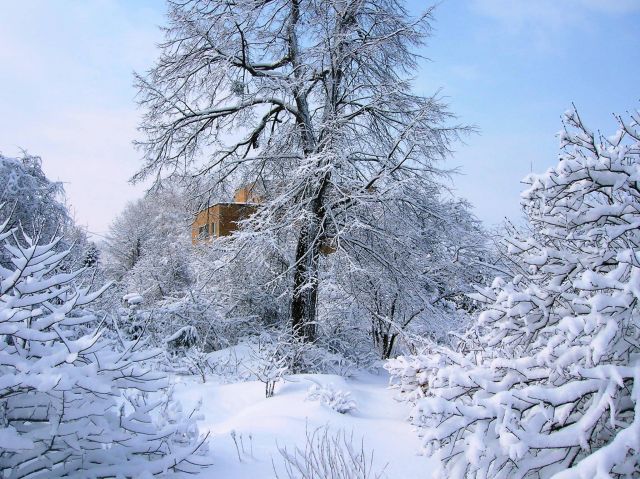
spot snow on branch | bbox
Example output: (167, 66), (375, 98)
(388, 106), (640, 478)
(0, 223), (209, 477)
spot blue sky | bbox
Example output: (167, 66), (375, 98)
(0, 0), (638, 234)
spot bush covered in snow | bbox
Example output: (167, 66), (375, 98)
(274, 426), (385, 479)
(247, 336), (290, 398)
(0, 223), (208, 477)
(166, 325), (199, 352)
(386, 348), (447, 404)
(0, 154), (89, 270)
(388, 107), (640, 478)
(0, 154), (70, 246)
(306, 384), (357, 414)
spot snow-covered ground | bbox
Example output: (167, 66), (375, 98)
(170, 367), (432, 478)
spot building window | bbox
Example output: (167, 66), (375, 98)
(198, 224), (209, 238)
(210, 223), (217, 237)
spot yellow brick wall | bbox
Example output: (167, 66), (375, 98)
(191, 204), (257, 243)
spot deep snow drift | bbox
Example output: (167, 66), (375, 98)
(170, 366), (432, 478)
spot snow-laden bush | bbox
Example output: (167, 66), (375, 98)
(104, 287), (226, 356)
(0, 154), (70, 246)
(0, 225), (209, 477)
(386, 350), (442, 404)
(120, 291), (146, 339)
(274, 426), (385, 479)
(162, 327), (215, 382)
(247, 337), (289, 398)
(240, 329), (357, 397)
(166, 325), (199, 352)
(388, 107), (640, 478)
(0, 154), (88, 270)
(306, 384), (357, 414)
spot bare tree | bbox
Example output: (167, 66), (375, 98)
(330, 193), (489, 358)
(135, 0), (468, 340)
(103, 186), (192, 294)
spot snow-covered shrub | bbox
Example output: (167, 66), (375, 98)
(203, 343), (250, 381)
(161, 290), (244, 352)
(102, 288), (220, 355)
(306, 384), (357, 414)
(0, 225), (209, 477)
(264, 327), (366, 377)
(246, 329), (333, 381)
(158, 388), (208, 453)
(247, 338), (289, 398)
(389, 107), (640, 478)
(274, 426), (385, 479)
(121, 292), (145, 339)
(0, 154), (70, 245)
(166, 325), (199, 352)
(163, 326), (215, 382)
(184, 348), (215, 383)
(0, 154), (88, 269)
(276, 331), (329, 374)
(385, 350), (442, 403)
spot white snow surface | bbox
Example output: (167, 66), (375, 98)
(170, 364), (432, 478)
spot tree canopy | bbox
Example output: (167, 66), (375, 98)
(136, 0), (469, 339)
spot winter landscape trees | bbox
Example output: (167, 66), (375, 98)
(0, 154), (70, 243)
(103, 186), (192, 299)
(0, 154), (87, 269)
(0, 213), (208, 477)
(135, 0), (471, 341)
(1, 0), (637, 477)
(387, 107), (640, 478)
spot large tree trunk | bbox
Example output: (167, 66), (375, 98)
(290, 155), (332, 341)
(290, 213), (321, 341)
(287, 0), (321, 341)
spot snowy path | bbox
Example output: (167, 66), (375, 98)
(171, 371), (433, 478)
